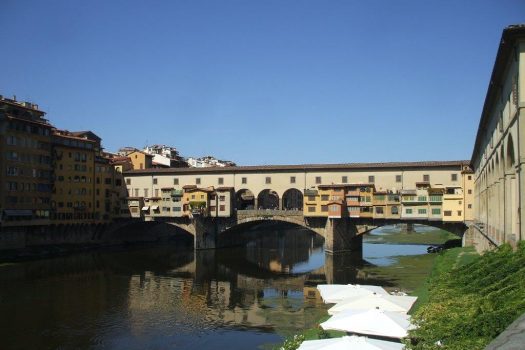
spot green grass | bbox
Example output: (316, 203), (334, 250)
(366, 229), (458, 245)
(408, 243), (525, 350)
(361, 253), (438, 295)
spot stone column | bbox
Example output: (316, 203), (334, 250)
(324, 218), (362, 254)
(194, 217), (217, 250)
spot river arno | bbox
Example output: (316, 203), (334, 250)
(0, 225), (444, 350)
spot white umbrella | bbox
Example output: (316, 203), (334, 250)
(317, 284), (389, 304)
(320, 309), (413, 339)
(297, 335), (404, 350)
(327, 294), (418, 315)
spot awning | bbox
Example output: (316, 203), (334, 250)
(151, 206), (159, 210)
(141, 206), (150, 211)
(3, 209), (33, 216)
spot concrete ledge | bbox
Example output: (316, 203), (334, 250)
(485, 313), (525, 349)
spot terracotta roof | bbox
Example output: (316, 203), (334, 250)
(124, 160), (469, 176)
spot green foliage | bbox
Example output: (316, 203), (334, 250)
(407, 243), (525, 350)
(275, 334), (304, 350)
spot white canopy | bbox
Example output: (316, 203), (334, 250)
(317, 284), (389, 304)
(328, 294), (418, 315)
(141, 206), (150, 211)
(320, 309), (413, 339)
(297, 335), (404, 350)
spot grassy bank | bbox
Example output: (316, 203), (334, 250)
(365, 229), (458, 245)
(408, 243), (525, 349)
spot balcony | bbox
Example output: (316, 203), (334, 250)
(171, 189), (184, 197)
(304, 189), (318, 196)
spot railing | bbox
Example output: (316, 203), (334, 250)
(471, 223), (499, 248)
(237, 209), (304, 217)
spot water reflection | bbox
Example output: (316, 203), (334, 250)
(0, 226), (424, 350)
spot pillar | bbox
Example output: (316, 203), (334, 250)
(324, 218), (363, 254)
(194, 217), (217, 250)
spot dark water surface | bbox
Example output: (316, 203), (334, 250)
(0, 226), (431, 350)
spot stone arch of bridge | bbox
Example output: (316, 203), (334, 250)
(355, 220), (468, 238)
(225, 216), (326, 239)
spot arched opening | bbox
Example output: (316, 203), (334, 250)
(282, 188), (303, 210)
(506, 134), (516, 170)
(257, 189), (279, 209)
(235, 189), (255, 210)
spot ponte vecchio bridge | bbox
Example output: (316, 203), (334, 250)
(124, 160), (473, 253)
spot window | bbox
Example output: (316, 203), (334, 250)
(468, 189), (472, 194)
(242, 177), (247, 184)
(391, 206), (399, 214)
(418, 196), (427, 202)
(321, 205), (328, 212)
(218, 177), (224, 185)
(405, 208), (413, 214)
(396, 175), (402, 183)
(144, 189), (149, 197)
(330, 205), (339, 212)
(152, 178), (157, 185)
(173, 207), (181, 212)
(342, 176), (348, 183)
(265, 177), (271, 184)
(423, 174), (430, 182)
(457, 210), (462, 216)
(321, 195), (329, 201)
(155, 189), (159, 197)
(307, 195), (315, 201)
(418, 208), (427, 214)
(219, 205), (225, 211)
(290, 176), (296, 184)
(219, 195), (225, 202)
(196, 178), (201, 185)
(174, 178), (179, 185)
(375, 207), (384, 214)
(308, 206), (316, 212)
(451, 174), (458, 181)
(315, 176), (321, 184)
(368, 175), (375, 183)
(468, 204), (472, 209)
(134, 189), (139, 197)
(468, 175), (472, 180)
(432, 208), (441, 215)
(191, 195), (195, 199)
(444, 211), (452, 216)
(209, 206), (216, 212)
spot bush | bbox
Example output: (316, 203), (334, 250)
(407, 243), (525, 349)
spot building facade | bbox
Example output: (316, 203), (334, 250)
(471, 24), (525, 246)
(124, 161), (474, 223)
(0, 97), (53, 226)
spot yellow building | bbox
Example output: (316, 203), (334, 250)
(0, 98), (53, 226)
(94, 156), (114, 222)
(182, 185), (213, 216)
(50, 130), (99, 223)
(127, 150), (153, 170)
(304, 185), (346, 217)
(442, 186), (465, 222)
(110, 156), (133, 219)
(462, 167), (474, 222)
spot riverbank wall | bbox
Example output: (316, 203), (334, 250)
(0, 220), (192, 261)
(462, 224), (500, 254)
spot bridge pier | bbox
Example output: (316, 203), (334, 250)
(324, 218), (363, 254)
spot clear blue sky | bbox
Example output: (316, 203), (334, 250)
(1, 0), (523, 165)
